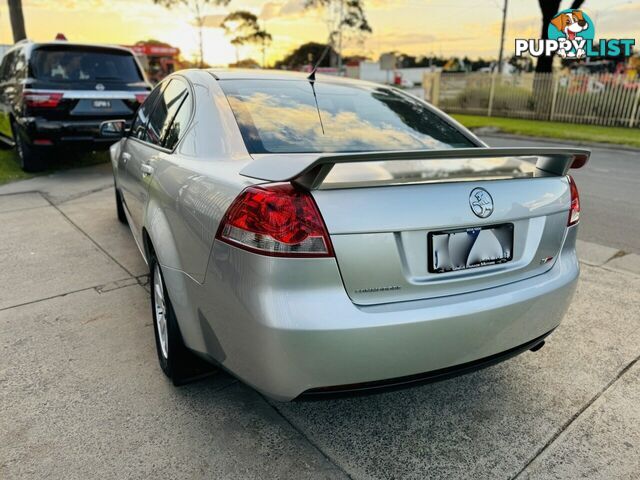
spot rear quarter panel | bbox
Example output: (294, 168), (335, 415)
(143, 70), (254, 283)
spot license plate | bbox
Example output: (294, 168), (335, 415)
(428, 223), (514, 273)
(92, 100), (111, 108)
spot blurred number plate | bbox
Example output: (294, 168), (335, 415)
(93, 100), (111, 108)
(428, 223), (514, 273)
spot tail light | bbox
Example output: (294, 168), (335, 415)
(23, 90), (63, 108)
(135, 92), (149, 104)
(568, 175), (580, 226)
(216, 183), (334, 257)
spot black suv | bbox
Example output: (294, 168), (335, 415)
(0, 40), (151, 171)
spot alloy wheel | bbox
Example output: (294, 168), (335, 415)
(153, 263), (169, 360)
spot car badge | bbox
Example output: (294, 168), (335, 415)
(469, 188), (494, 218)
(95, 83), (105, 91)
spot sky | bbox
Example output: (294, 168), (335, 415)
(0, 0), (637, 66)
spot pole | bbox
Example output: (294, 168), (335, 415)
(497, 0), (508, 74)
(7, 0), (27, 42)
(337, 0), (344, 73)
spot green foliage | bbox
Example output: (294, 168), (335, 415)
(274, 42), (337, 69)
(221, 10), (271, 46)
(304, 0), (371, 33)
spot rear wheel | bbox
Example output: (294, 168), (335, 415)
(13, 125), (46, 172)
(115, 188), (127, 224)
(150, 257), (215, 385)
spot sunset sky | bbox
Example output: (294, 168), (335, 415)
(0, 0), (637, 66)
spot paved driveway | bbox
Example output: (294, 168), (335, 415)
(1, 163), (639, 479)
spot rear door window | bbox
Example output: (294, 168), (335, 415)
(131, 83), (164, 140)
(162, 93), (192, 150)
(145, 78), (188, 146)
(29, 46), (143, 85)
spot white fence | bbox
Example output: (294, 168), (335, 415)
(423, 72), (640, 128)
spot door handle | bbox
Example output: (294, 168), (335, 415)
(122, 152), (131, 164)
(141, 164), (154, 177)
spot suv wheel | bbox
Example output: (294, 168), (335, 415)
(13, 125), (45, 172)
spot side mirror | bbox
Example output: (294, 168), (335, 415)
(99, 120), (127, 138)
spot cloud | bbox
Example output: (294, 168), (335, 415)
(260, 0), (312, 21)
(24, 0), (105, 8)
(198, 14), (227, 28)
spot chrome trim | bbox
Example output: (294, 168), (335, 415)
(25, 89), (148, 100)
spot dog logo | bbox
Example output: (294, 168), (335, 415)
(516, 10), (633, 59)
(469, 188), (494, 218)
(548, 9), (594, 58)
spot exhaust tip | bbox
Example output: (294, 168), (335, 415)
(530, 340), (545, 352)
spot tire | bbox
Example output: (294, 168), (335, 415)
(13, 125), (46, 172)
(115, 188), (127, 224)
(150, 257), (214, 385)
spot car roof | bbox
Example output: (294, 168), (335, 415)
(8, 40), (136, 56)
(206, 68), (380, 88)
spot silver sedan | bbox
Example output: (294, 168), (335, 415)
(104, 69), (589, 401)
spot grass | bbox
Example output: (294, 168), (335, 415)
(0, 148), (110, 186)
(451, 114), (640, 149)
(0, 149), (32, 185)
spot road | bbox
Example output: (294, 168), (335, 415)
(482, 135), (640, 255)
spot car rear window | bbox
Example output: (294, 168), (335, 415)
(219, 79), (474, 154)
(30, 46), (143, 84)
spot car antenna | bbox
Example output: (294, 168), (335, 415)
(307, 43), (331, 82)
(307, 44), (331, 134)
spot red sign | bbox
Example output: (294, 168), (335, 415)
(126, 44), (180, 57)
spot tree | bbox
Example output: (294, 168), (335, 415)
(533, 0), (586, 117)
(304, 0), (371, 68)
(152, 0), (230, 67)
(535, 0), (586, 73)
(228, 58), (260, 69)
(7, 0), (27, 42)
(221, 10), (272, 66)
(274, 42), (337, 70)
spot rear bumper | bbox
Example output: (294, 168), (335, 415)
(17, 116), (132, 150)
(185, 226), (579, 402)
(300, 329), (553, 399)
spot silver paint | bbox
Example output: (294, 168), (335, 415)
(111, 69), (586, 400)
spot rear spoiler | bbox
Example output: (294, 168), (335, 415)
(240, 147), (590, 189)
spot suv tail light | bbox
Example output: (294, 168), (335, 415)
(23, 90), (63, 108)
(135, 92), (149, 104)
(568, 175), (580, 226)
(216, 183), (334, 257)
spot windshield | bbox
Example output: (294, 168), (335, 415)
(220, 79), (474, 154)
(30, 47), (143, 83)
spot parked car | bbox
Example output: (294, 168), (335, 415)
(104, 69), (589, 401)
(0, 40), (151, 171)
